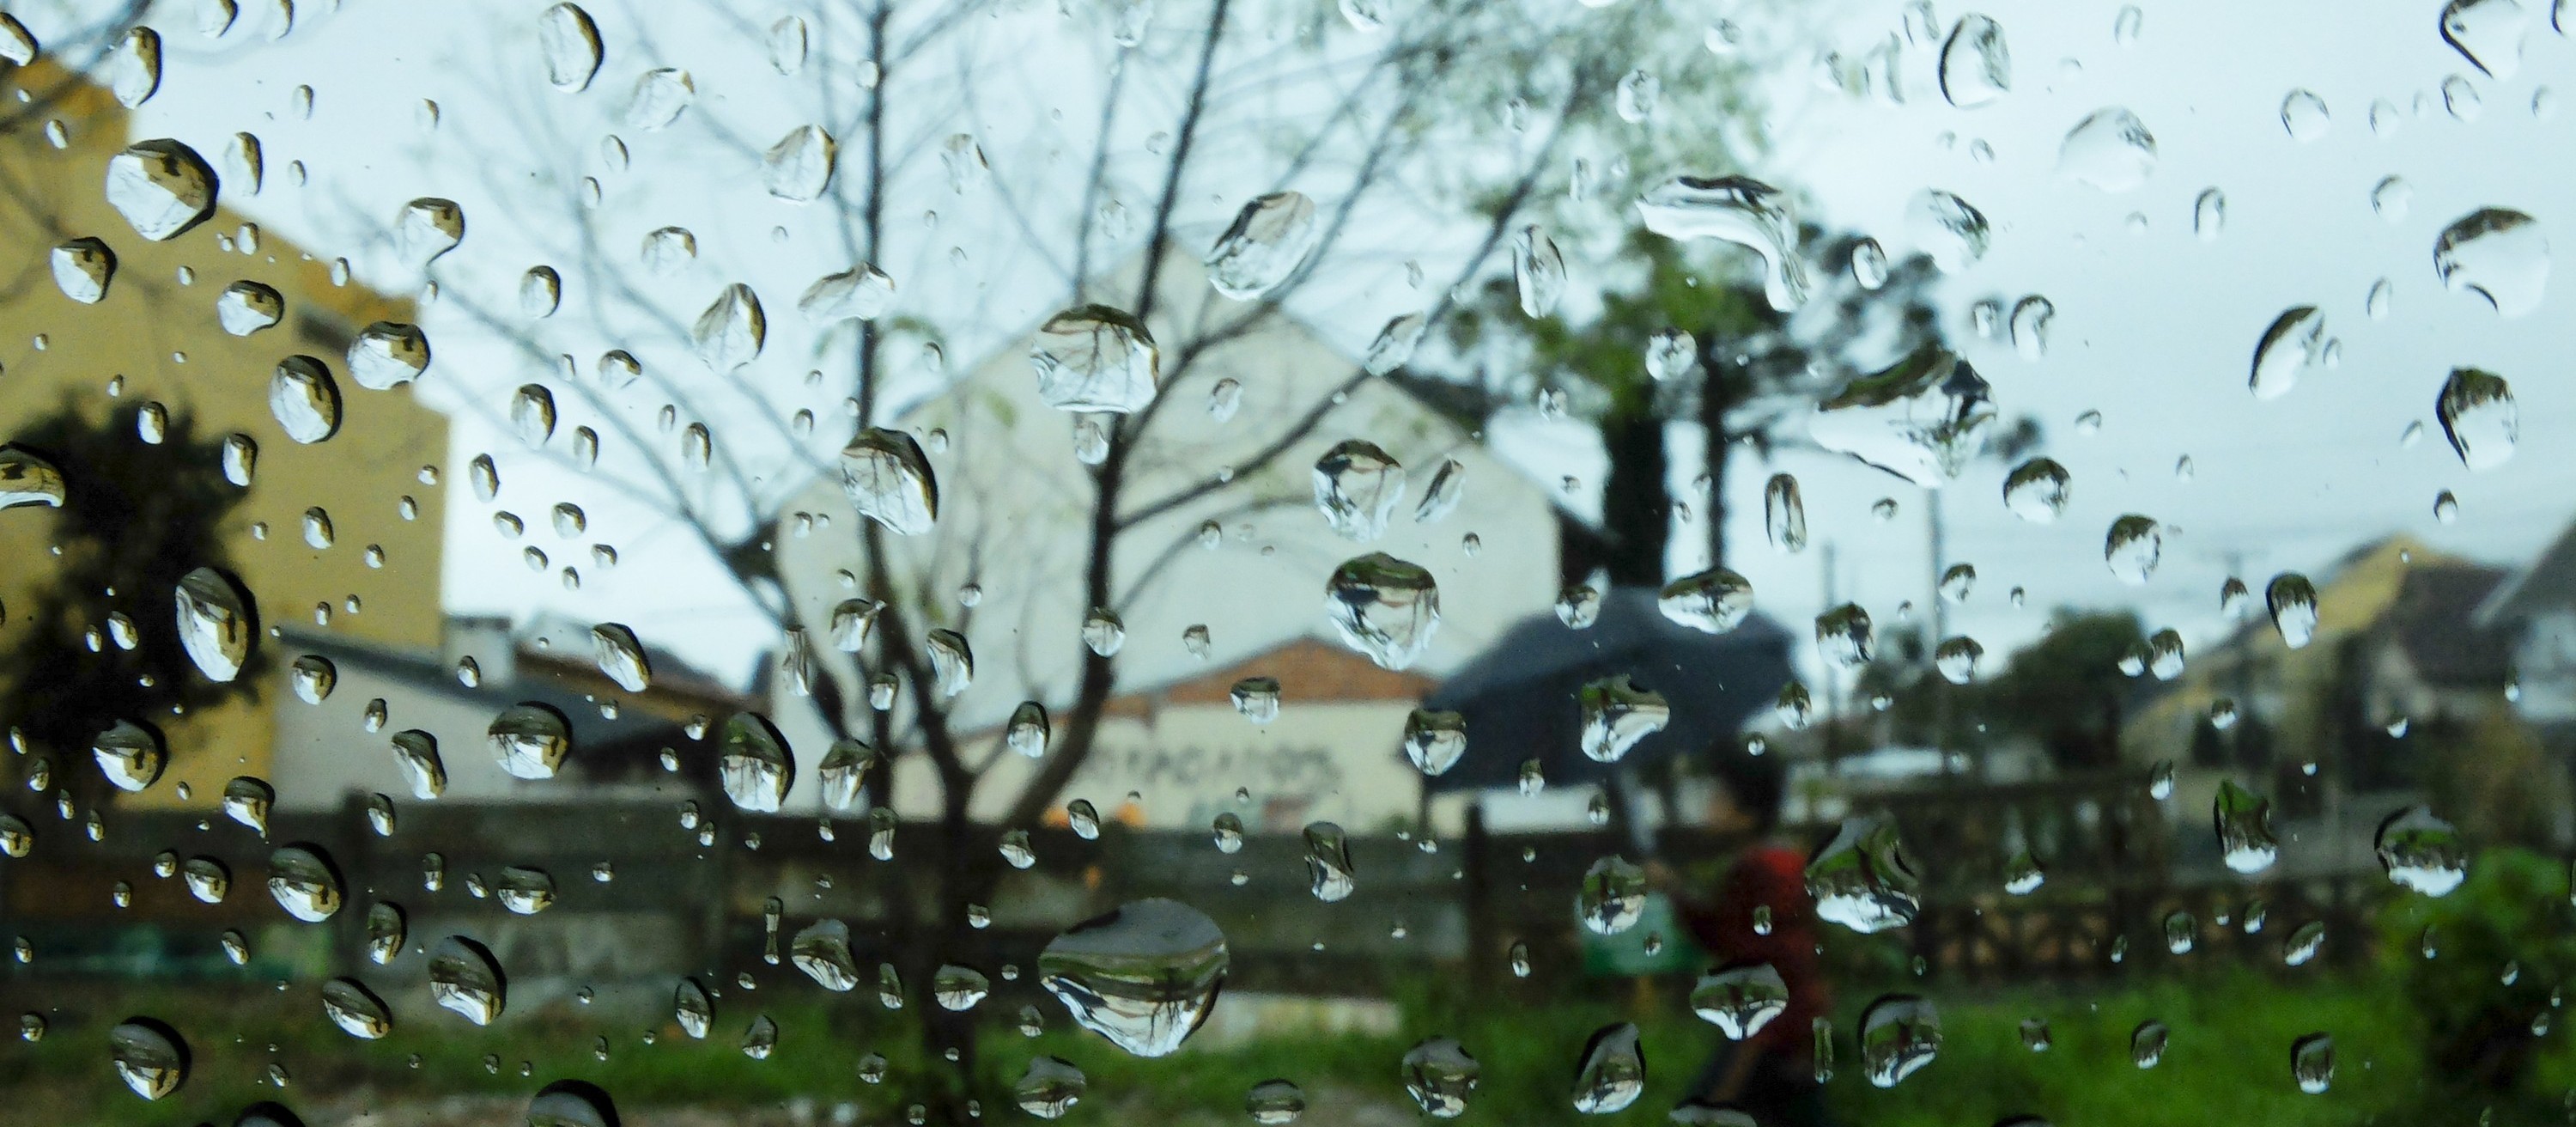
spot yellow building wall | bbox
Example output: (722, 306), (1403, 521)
(0, 64), (447, 807)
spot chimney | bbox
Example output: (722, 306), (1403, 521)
(442, 615), (517, 685)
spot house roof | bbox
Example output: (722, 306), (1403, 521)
(2476, 515), (2576, 626)
(2385, 564), (2512, 686)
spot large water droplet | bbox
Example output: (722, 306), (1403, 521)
(1304, 822), (1356, 901)
(1326, 553), (1438, 670)
(1763, 473), (1807, 551)
(1367, 313), (1429, 376)
(106, 140), (217, 242)
(215, 280), (285, 336)
(1815, 603), (1874, 668)
(2249, 307), (2325, 400)
(799, 264), (896, 323)
(1938, 14), (2011, 107)
(1860, 995), (1941, 1087)
(1570, 1023), (1644, 1113)
(1015, 1056), (1086, 1118)
(2104, 515), (2161, 584)
(222, 776), (273, 834)
(718, 713), (794, 813)
(1402, 1038), (1479, 1118)
(391, 730), (446, 800)
(397, 198), (464, 267)
(1659, 569), (1753, 633)
(2214, 780), (2277, 874)
(1314, 440), (1405, 541)
(538, 3), (604, 91)
(269, 356), (342, 443)
(2266, 572), (2318, 649)
(1691, 964), (1789, 1039)
(1810, 344), (1995, 488)
(105, 27), (161, 107)
(625, 67), (694, 130)
(321, 978), (392, 1039)
(267, 844), (343, 922)
(2444, 0), (2530, 80)
(1206, 192), (1320, 299)
(1635, 176), (1809, 311)
(693, 283), (767, 370)
(1414, 458), (1466, 525)
(109, 1018), (186, 1100)
(789, 919), (860, 990)
(1032, 305), (1159, 413)
(840, 428), (939, 534)
(2057, 107), (2156, 192)
(1807, 814), (1920, 933)
(2376, 806), (2468, 895)
(175, 567), (255, 682)
(428, 935), (507, 1025)
(2002, 458), (2069, 522)
(2435, 208), (2548, 317)
(2292, 1032), (2335, 1093)
(1512, 226), (1566, 317)
(817, 739), (878, 812)
(1576, 856), (1647, 934)
(489, 702), (574, 780)
(1578, 676), (1670, 762)
(92, 720), (165, 792)
(762, 125), (837, 203)
(2437, 366), (2518, 470)
(1039, 899), (1228, 1057)
(2281, 89), (2331, 140)
(51, 238), (114, 304)
(347, 322), (429, 390)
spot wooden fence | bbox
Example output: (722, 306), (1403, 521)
(0, 772), (2391, 996)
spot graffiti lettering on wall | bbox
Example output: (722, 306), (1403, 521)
(1086, 743), (1347, 796)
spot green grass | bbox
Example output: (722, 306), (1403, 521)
(0, 966), (2542, 1127)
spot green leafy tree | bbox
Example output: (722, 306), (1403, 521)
(0, 401), (261, 808)
(1984, 609), (2148, 771)
(2380, 847), (2576, 1118)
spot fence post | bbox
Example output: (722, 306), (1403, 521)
(1463, 801), (1492, 990)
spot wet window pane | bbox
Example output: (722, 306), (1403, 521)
(0, 1), (2566, 1124)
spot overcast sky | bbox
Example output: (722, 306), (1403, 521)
(74, 0), (2576, 695)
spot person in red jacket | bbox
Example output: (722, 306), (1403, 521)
(1646, 741), (1830, 1127)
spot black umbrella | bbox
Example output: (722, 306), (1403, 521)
(1419, 586), (1794, 792)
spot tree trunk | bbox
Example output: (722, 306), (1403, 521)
(1597, 409), (1669, 588)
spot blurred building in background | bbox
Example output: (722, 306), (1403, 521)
(0, 62), (447, 809)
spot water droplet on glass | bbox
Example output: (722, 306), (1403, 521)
(1326, 553), (1439, 670)
(1939, 14), (2011, 107)
(2215, 780), (2278, 874)
(1807, 814), (1921, 933)
(2266, 572), (2318, 648)
(2249, 306), (2325, 400)
(2437, 366), (2518, 470)
(1815, 604), (1874, 668)
(175, 567), (255, 682)
(1579, 676), (1670, 762)
(538, 3), (603, 91)
(2002, 458), (2070, 522)
(2435, 208), (2548, 317)
(1810, 344), (1995, 487)
(92, 720), (165, 792)
(2281, 89), (2330, 140)
(1313, 440), (1406, 541)
(489, 702), (573, 780)
(106, 139), (216, 242)
(1635, 176), (1809, 310)
(1039, 899), (1227, 1057)
(1032, 305), (1159, 413)
(840, 428), (939, 534)
(322, 978), (392, 1039)
(800, 264), (896, 323)
(692, 283), (767, 370)
(1404, 710), (1467, 777)
(429, 935), (506, 1025)
(1577, 856), (1648, 934)
(1402, 1037), (1480, 1118)
(2376, 806), (2468, 895)
(1570, 1022), (1644, 1113)
(1658, 569), (1754, 634)
(1206, 192), (1320, 299)
(2057, 107), (2156, 192)
(762, 125), (837, 203)
(268, 356), (342, 443)
(1860, 995), (1940, 1087)
(2104, 515), (2162, 584)
(222, 776), (273, 834)
(50, 238), (114, 304)
(108, 1018), (186, 1100)
(1511, 226), (1567, 317)
(1305, 822), (1356, 901)
(105, 27), (161, 107)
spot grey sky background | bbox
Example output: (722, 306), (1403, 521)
(63, 0), (2576, 698)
